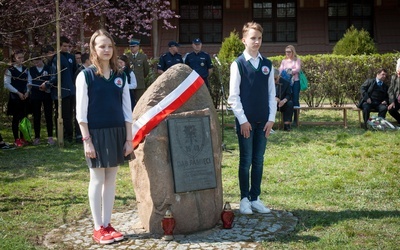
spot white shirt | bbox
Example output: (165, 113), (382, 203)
(4, 65), (25, 94)
(227, 51), (276, 125)
(128, 71), (137, 90)
(75, 71), (133, 124)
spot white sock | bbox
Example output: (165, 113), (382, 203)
(88, 167), (118, 230)
(103, 167), (118, 226)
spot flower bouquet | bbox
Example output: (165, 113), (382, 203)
(366, 116), (398, 131)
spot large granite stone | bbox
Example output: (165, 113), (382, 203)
(129, 64), (223, 235)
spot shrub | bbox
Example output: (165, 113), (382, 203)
(209, 30), (244, 108)
(218, 52), (400, 108)
(297, 53), (398, 106)
(217, 30), (244, 62)
(333, 26), (377, 55)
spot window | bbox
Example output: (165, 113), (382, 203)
(328, 0), (373, 42)
(253, 1), (297, 42)
(179, 0), (222, 44)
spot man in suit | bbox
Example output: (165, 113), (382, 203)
(388, 65), (400, 124)
(126, 39), (150, 102)
(274, 69), (293, 131)
(359, 68), (389, 129)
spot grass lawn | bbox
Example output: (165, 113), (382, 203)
(1, 109), (399, 249)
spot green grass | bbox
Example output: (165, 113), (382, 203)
(1, 109), (400, 249)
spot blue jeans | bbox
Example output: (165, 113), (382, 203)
(236, 119), (268, 201)
(291, 80), (300, 107)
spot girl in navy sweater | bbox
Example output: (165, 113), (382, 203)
(75, 29), (133, 245)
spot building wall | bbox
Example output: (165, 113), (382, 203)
(138, 0), (400, 59)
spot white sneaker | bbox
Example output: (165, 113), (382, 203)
(251, 198), (271, 213)
(239, 197), (253, 215)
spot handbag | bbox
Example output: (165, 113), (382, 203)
(299, 70), (308, 91)
(19, 117), (33, 142)
(280, 69), (292, 82)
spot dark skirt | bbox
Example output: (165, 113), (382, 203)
(7, 97), (31, 116)
(86, 126), (126, 168)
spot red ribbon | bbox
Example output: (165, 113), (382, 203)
(132, 71), (204, 149)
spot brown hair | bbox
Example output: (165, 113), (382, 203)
(242, 22), (263, 38)
(376, 68), (387, 75)
(10, 49), (25, 63)
(118, 54), (130, 67)
(89, 29), (119, 76)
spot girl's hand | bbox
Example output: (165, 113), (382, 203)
(124, 140), (133, 156)
(17, 92), (24, 100)
(84, 140), (96, 158)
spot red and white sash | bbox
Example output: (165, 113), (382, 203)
(132, 71), (204, 148)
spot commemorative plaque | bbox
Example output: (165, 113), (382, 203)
(167, 116), (216, 193)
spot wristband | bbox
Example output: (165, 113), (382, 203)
(82, 136), (91, 141)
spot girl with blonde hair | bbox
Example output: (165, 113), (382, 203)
(76, 29), (133, 244)
(279, 45), (302, 124)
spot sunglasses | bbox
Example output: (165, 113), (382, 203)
(285, 51), (292, 53)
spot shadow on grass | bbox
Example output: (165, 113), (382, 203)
(269, 209), (400, 243)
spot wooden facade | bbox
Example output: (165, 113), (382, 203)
(130, 0), (400, 59)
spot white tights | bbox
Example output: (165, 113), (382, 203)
(88, 167), (119, 230)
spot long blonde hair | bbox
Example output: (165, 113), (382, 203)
(285, 45), (298, 60)
(89, 29), (119, 76)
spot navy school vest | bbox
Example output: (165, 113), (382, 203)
(83, 66), (127, 129)
(235, 54), (272, 123)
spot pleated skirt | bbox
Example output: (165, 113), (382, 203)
(86, 126), (126, 168)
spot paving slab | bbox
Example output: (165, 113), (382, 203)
(43, 203), (297, 249)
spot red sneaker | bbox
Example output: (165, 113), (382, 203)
(105, 223), (124, 241)
(93, 226), (114, 244)
(14, 139), (24, 147)
(20, 138), (29, 145)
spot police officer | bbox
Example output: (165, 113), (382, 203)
(157, 41), (183, 74)
(184, 38), (213, 89)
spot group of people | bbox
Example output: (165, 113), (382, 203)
(157, 38), (214, 89)
(358, 62), (400, 129)
(2, 34), (152, 149)
(227, 22), (400, 217)
(3, 37), (84, 147)
(276, 45), (302, 131)
(3, 22), (400, 247)
(274, 45), (400, 132)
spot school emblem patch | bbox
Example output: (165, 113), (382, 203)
(114, 77), (123, 88)
(262, 66), (270, 75)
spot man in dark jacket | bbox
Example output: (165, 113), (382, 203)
(274, 69), (293, 131)
(359, 68), (389, 129)
(388, 67), (400, 124)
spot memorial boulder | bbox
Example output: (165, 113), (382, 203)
(130, 64), (223, 235)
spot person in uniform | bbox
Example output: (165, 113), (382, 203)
(157, 41), (183, 74)
(126, 39), (149, 101)
(184, 38), (213, 89)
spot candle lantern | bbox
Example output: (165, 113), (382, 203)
(221, 202), (234, 229)
(161, 209), (175, 240)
